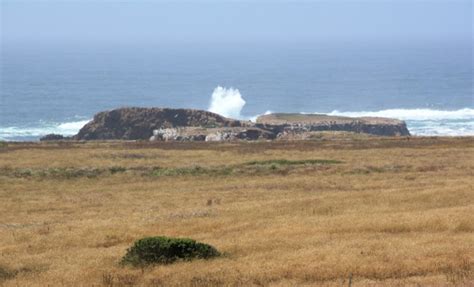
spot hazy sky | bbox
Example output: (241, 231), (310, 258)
(1, 0), (472, 48)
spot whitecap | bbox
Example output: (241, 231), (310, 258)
(0, 119), (90, 141)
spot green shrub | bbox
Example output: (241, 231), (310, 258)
(121, 236), (220, 266)
(109, 166), (127, 174)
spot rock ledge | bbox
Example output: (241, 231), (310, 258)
(256, 113), (410, 137)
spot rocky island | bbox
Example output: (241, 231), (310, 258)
(44, 107), (410, 141)
(256, 113), (410, 139)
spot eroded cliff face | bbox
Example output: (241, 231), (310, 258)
(256, 113), (410, 137)
(73, 108), (410, 141)
(74, 108), (247, 140)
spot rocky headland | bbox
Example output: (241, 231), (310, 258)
(55, 107), (410, 142)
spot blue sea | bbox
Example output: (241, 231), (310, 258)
(1, 43), (472, 141)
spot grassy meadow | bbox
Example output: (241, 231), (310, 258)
(0, 136), (473, 286)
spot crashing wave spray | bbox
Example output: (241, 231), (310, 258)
(208, 86), (246, 119)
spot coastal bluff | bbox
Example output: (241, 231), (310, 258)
(71, 107), (410, 141)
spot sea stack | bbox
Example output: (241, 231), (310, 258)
(74, 107), (248, 140)
(73, 107), (410, 141)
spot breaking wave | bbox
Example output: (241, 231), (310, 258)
(0, 119), (90, 141)
(208, 86), (246, 119)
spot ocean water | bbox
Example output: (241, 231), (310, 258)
(1, 43), (472, 141)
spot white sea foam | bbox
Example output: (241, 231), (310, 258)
(57, 120), (90, 132)
(0, 119), (90, 141)
(208, 86), (246, 119)
(405, 120), (474, 136)
(249, 110), (273, 122)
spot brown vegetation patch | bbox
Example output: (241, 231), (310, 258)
(0, 137), (472, 286)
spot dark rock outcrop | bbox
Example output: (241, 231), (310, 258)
(73, 108), (410, 141)
(40, 134), (65, 141)
(256, 113), (410, 137)
(74, 107), (248, 140)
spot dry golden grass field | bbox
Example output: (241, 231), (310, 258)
(0, 136), (473, 286)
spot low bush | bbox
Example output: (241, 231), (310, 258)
(152, 166), (206, 176)
(151, 166), (233, 177)
(0, 264), (35, 282)
(0, 265), (16, 282)
(38, 168), (104, 179)
(246, 159), (342, 166)
(1, 167), (105, 179)
(121, 236), (220, 266)
(109, 166), (127, 174)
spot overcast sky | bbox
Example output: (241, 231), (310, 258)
(1, 0), (472, 48)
